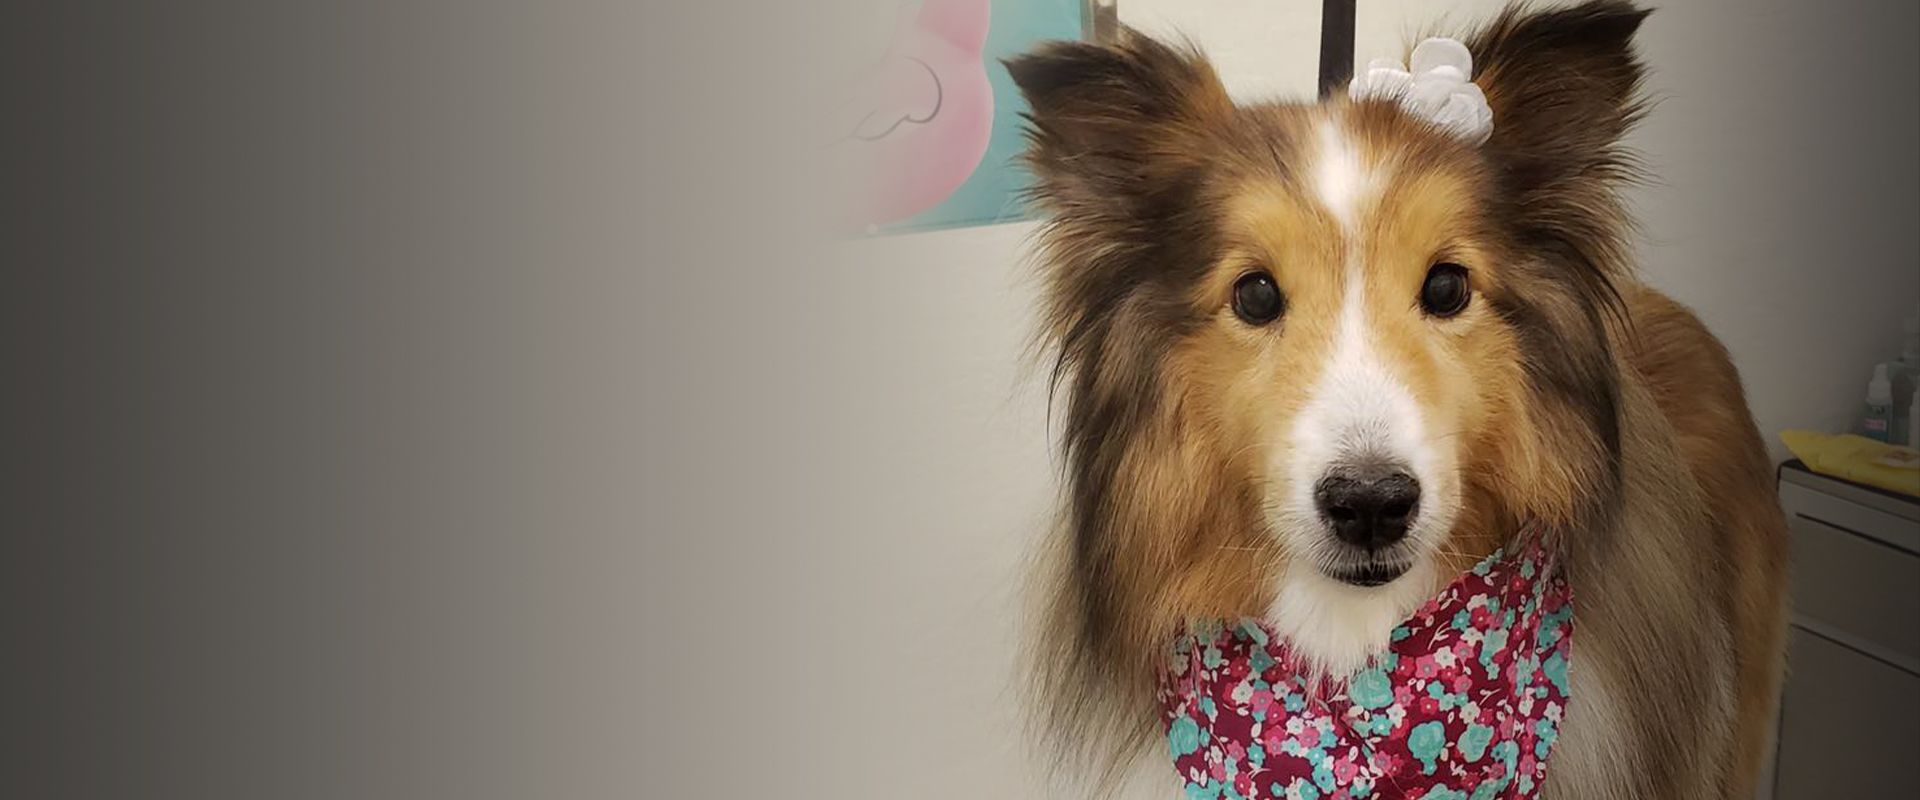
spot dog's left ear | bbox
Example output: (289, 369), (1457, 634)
(1470, 0), (1650, 259)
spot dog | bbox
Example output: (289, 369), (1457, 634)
(1009, 2), (1789, 797)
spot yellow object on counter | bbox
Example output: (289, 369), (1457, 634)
(1779, 430), (1920, 498)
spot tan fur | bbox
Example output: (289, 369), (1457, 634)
(1620, 287), (1792, 797)
(1545, 320), (1742, 797)
(1536, 290), (1794, 798)
(1009, 4), (1789, 796)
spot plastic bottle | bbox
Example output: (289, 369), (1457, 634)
(1910, 391), (1920, 451)
(1864, 363), (1893, 442)
(1888, 305), (1920, 444)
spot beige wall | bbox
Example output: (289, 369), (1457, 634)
(1122, 0), (1322, 100)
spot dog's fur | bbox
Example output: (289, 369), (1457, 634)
(1009, 2), (1789, 796)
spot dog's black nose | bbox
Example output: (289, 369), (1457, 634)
(1315, 465), (1420, 550)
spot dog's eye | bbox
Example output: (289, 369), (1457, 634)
(1419, 263), (1471, 317)
(1232, 271), (1285, 326)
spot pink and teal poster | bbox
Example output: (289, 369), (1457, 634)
(833, 0), (1086, 233)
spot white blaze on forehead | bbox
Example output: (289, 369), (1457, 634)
(1313, 118), (1369, 232)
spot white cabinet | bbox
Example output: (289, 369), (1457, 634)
(1772, 462), (1920, 797)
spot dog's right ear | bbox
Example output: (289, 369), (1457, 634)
(1005, 31), (1233, 213)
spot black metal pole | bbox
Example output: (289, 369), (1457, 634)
(1319, 0), (1356, 98)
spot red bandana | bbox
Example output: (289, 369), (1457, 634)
(1158, 534), (1573, 799)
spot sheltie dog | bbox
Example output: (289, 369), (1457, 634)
(1009, 2), (1789, 796)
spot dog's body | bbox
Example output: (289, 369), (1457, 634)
(1543, 284), (1788, 798)
(1010, 3), (1788, 797)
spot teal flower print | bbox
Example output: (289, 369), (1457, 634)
(1479, 627), (1509, 671)
(1491, 740), (1520, 772)
(1471, 549), (1503, 575)
(1251, 647), (1276, 673)
(1408, 720), (1446, 774)
(1458, 722), (1495, 762)
(1312, 761), (1336, 792)
(1204, 642), (1226, 669)
(1534, 716), (1560, 758)
(1543, 650), (1570, 695)
(1169, 716), (1203, 757)
(1350, 668), (1394, 709)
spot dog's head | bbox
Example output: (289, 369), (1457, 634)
(1012, 0), (1647, 777)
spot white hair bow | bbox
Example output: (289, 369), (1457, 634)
(1348, 37), (1493, 145)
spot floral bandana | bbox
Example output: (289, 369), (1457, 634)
(1158, 533), (1573, 799)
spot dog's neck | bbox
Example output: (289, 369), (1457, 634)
(1265, 556), (1447, 678)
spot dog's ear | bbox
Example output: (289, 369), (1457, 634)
(1472, 0), (1649, 182)
(1466, 2), (1650, 532)
(1470, 1), (1649, 271)
(1005, 30), (1233, 214)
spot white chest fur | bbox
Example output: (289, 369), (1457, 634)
(1265, 557), (1443, 678)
